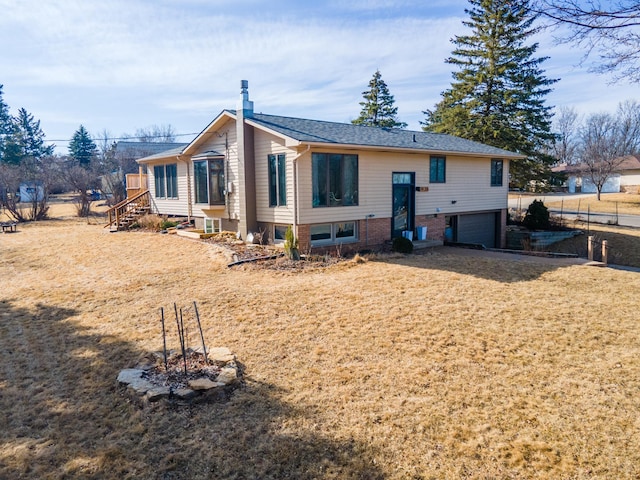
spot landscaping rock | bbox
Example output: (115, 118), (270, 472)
(189, 377), (218, 390)
(217, 367), (238, 385)
(174, 388), (196, 400)
(117, 369), (155, 396)
(147, 386), (171, 402)
(208, 347), (235, 364)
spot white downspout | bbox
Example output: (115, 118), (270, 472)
(292, 145), (311, 237)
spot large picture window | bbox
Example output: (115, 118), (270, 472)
(268, 153), (287, 207)
(194, 158), (225, 205)
(153, 163), (178, 199)
(430, 156), (446, 183)
(491, 159), (503, 186)
(312, 153), (358, 207)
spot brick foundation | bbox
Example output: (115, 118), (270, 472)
(262, 215), (449, 255)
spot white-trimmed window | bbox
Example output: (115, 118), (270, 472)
(312, 153), (358, 207)
(273, 224), (289, 243)
(204, 217), (221, 234)
(491, 159), (504, 186)
(268, 154), (287, 207)
(310, 222), (357, 245)
(429, 156), (446, 183)
(194, 158), (225, 205)
(153, 163), (178, 199)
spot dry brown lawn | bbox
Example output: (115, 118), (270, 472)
(2, 203), (640, 479)
(549, 222), (640, 268)
(515, 192), (640, 216)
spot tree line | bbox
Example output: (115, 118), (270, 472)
(353, 0), (640, 194)
(0, 83), (177, 221)
(2, 0), (639, 221)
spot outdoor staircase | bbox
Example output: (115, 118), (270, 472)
(105, 190), (152, 232)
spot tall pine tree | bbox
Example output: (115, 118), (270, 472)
(422, 0), (557, 189)
(353, 70), (407, 128)
(0, 85), (15, 163)
(68, 125), (97, 166)
(2, 108), (54, 165)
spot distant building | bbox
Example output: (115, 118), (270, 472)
(553, 155), (640, 194)
(19, 182), (44, 202)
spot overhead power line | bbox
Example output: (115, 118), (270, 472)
(44, 132), (200, 143)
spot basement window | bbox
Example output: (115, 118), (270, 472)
(310, 222), (357, 245)
(273, 224), (289, 243)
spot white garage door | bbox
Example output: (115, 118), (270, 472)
(457, 212), (497, 248)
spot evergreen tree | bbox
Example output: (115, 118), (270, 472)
(352, 70), (408, 128)
(2, 108), (54, 165)
(68, 125), (97, 166)
(0, 85), (15, 163)
(422, 0), (557, 189)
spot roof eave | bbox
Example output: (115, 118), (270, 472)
(182, 110), (236, 156)
(294, 141), (525, 159)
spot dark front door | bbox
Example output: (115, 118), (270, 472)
(392, 172), (415, 238)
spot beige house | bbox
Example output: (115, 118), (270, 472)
(137, 81), (523, 252)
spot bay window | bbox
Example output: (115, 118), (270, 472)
(194, 158), (225, 205)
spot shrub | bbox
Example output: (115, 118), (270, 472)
(284, 226), (300, 260)
(136, 214), (164, 231)
(161, 219), (179, 230)
(523, 200), (550, 230)
(392, 236), (414, 254)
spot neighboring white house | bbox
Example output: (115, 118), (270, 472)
(137, 81), (524, 252)
(556, 155), (640, 194)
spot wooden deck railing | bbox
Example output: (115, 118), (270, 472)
(105, 190), (151, 230)
(125, 173), (148, 199)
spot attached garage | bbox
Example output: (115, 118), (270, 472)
(456, 212), (498, 248)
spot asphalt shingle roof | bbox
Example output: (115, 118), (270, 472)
(117, 141), (189, 161)
(244, 112), (522, 158)
(138, 111), (523, 162)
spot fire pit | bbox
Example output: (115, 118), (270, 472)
(117, 347), (241, 404)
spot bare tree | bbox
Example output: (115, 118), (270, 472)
(533, 0), (640, 82)
(578, 100), (640, 199)
(0, 155), (54, 221)
(134, 124), (176, 143)
(552, 106), (581, 165)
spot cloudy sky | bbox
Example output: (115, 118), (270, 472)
(1, 0), (638, 152)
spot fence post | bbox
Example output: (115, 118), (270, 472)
(588, 235), (594, 261)
(602, 240), (608, 266)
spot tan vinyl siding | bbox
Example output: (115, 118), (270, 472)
(421, 156), (509, 215)
(149, 160), (190, 217)
(189, 121), (240, 222)
(254, 130), (295, 224)
(297, 150), (509, 225)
